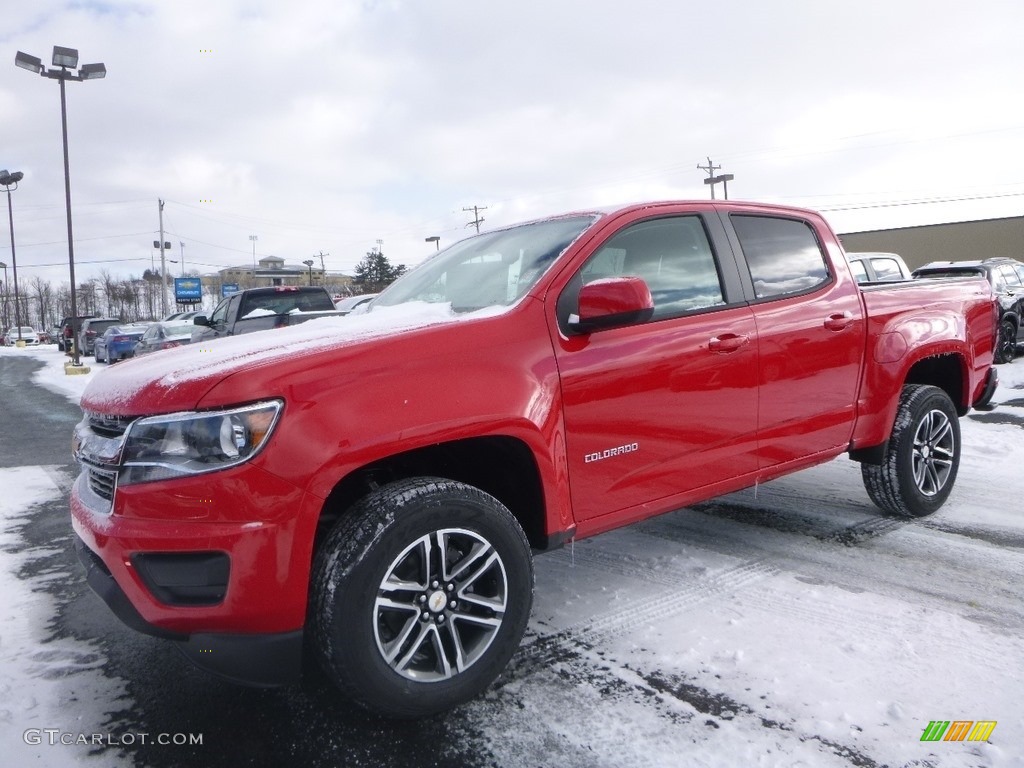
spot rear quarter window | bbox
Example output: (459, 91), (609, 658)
(731, 215), (830, 299)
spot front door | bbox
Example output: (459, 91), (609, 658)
(551, 213), (760, 525)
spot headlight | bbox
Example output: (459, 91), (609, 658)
(119, 400), (282, 485)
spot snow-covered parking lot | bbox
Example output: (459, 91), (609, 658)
(1, 344), (1022, 767)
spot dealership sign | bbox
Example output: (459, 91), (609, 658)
(174, 277), (203, 304)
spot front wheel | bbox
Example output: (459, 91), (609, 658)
(995, 318), (1017, 364)
(311, 477), (534, 718)
(862, 384), (960, 517)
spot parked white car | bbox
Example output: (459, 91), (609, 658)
(2, 326), (40, 345)
(846, 252), (912, 283)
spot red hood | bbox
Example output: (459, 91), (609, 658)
(80, 303), (500, 416)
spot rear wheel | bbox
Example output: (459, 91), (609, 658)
(995, 318), (1017, 364)
(311, 477), (533, 718)
(862, 384), (960, 517)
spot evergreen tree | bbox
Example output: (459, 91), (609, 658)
(353, 251), (406, 293)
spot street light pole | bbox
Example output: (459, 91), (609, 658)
(302, 259), (314, 286)
(425, 235), (440, 251)
(15, 46), (106, 368)
(0, 171), (24, 343)
(0, 262), (7, 327)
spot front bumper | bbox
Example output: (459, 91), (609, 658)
(70, 458), (322, 685)
(74, 534), (302, 686)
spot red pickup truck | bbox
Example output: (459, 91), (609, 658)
(71, 201), (997, 718)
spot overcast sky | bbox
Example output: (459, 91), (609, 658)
(3, 0), (1024, 289)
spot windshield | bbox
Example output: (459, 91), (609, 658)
(374, 215), (596, 312)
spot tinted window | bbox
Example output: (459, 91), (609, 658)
(998, 265), (1022, 288)
(731, 215), (829, 299)
(88, 320), (119, 334)
(561, 216), (725, 323)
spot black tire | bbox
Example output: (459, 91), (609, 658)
(311, 477), (534, 718)
(995, 318), (1017, 364)
(861, 384), (960, 518)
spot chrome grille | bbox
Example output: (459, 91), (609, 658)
(87, 466), (118, 502)
(85, 411), (134, 439)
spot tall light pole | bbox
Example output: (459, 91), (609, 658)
(0, 171), (24, 343)
(302, 259), (314, 286)
(16, 46), (106, 367)
(425, 235), (440, 251)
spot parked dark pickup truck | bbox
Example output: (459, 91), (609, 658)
(71, 201), (997, 719)
(192, 285), (344, 342)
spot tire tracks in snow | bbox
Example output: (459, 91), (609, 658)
(508, 556), (777, 680)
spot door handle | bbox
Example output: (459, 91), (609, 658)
(709, 333), (749, 353)
(823, 312), (854, 331)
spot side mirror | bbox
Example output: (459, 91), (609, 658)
(193, 315), (210, 327)
(567, 276), (654, 334)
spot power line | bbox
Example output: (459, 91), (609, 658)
(816, 190), (1024, 212)
(0, 231), (153, 250)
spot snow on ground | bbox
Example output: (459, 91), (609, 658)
(1, 342), (1023, 767)
(0, 463), (129, 767)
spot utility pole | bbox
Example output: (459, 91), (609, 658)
(697, 156), (735, 200)
(158, 198), (167, 316)
(463, 205), (487, 234)
(179, 241), (185, 276)
(249, 234), (258, 286)
(315, 250), (328, 286)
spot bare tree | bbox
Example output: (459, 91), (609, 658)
(29, 276), (55, 330)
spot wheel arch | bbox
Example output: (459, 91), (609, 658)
(850, 351), (969, 464)
(313, 435), (549, 557)
(904, 353), (966, 415)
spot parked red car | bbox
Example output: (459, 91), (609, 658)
(71, 201), (997, 718)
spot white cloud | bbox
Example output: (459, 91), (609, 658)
(2, 0), (1024, 288)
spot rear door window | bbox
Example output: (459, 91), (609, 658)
(731, 215), (830, 299)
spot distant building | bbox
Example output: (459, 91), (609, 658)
(216, 256), (353, 289)
(839, 215), (1024, 271)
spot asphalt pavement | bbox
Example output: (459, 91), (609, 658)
(0, 355), (493, 768)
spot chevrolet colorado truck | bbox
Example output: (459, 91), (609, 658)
(191, 285), (344, 343)
(71, 201), (998, 718)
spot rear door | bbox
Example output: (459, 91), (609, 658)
(551, 208), (759, 523)
(724, 212), (865, 467)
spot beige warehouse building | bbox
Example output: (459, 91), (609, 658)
(838, 215), (1024, 271)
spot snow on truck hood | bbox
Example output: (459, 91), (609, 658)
(80, 302), (504, 415)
